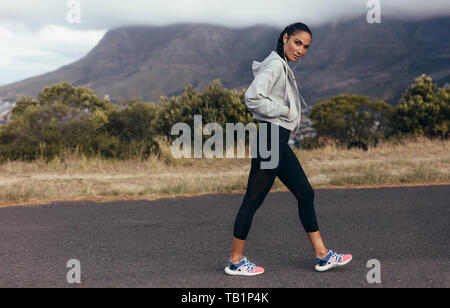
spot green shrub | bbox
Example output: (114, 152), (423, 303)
(309, 94), (394, 149)
(391, 74), (449, 138)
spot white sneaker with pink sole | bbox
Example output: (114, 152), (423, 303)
(224, 256), (265, 276)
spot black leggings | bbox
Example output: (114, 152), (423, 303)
(233, 121), (319, 240)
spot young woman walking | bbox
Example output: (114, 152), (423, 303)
(225, 23), (352, 276)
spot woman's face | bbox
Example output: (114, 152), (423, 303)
(283, 31), (311, 62)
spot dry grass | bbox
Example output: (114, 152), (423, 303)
(0, 135), (448, 206)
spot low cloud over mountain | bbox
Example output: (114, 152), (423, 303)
(0, 16), (448, 106)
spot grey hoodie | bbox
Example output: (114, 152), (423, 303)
(244, 50), (309, 136)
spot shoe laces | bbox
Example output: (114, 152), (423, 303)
(330, 250), (344, 262)
(241, 257), (256, 271)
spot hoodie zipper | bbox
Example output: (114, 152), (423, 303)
(282, 60), (302, 136)
(282, 54), (312, 137)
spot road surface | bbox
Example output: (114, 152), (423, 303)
(0, 184), (448, 288)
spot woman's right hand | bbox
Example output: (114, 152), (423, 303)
(281, 106), (296, 122)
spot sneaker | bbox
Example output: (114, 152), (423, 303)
(224, 256), (265, 276)
(315, 249), (352, 272)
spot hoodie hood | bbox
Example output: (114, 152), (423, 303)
(249, 50), (310, 137)
(252, 51), (308, 109)
(251, 51), (287, 76)
(252, 51), (291, 103)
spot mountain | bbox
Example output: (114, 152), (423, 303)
(0, 16), (449, 106)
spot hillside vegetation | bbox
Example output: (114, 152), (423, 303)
(0, 74), (448, 205)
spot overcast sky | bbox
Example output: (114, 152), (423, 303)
(1, 0), (449, 87)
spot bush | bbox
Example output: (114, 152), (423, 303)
(104, 101), (160, 159)
(2, 80), (256, 161)
(309, 94), (394, 149)
(0, 83), (117, 161)
(391, 74), (449, 138)
(7, 76), (446, 162)
(155, 79), (253, 144)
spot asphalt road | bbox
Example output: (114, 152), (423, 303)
(0, 184), (448, 288)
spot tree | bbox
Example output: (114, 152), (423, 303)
(154, 85), (200, 140)
(392, 74), (449, 138)
(10, 96), (39, 120)
(1, 82), (118, 161)
(155, 79), (253, 143)
(0, 103), (91, 160)
(38, 82), (114, 113)
(104, 100), (160, 159)
(198, 79), (252, 127)
(309, 94), (394, 149)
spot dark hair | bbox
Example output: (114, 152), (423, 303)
(276, 23), (312, 60)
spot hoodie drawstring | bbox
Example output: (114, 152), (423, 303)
(283, 54), (289, 103)
(283, 54), (310, 137)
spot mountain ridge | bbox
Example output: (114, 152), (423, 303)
(0, 16), (449, 105)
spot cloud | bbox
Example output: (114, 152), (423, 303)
(1, 0), (449, 30)
(0, 21), (106, 86)
(0, 0), (449, 86)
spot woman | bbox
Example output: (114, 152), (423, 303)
(225, 23), (352, 276)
